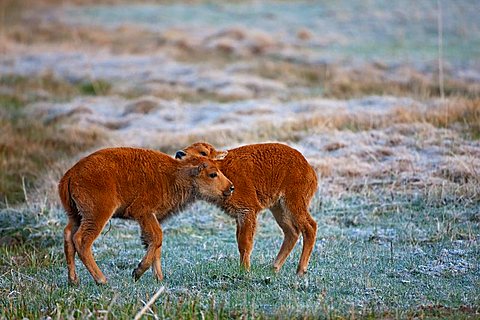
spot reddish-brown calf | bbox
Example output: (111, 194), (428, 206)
(59, 147), (233, 285)
(176, 142), (318, 275)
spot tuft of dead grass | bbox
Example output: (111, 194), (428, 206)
(393, 99), (480, 138)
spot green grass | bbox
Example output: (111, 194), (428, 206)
(1, 196), (478, 319)
(79, 80), (112, 96)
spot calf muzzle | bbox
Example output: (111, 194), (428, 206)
(223, 185), (234, 196)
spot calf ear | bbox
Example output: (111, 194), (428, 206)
(215, 150), (228, 160)
(189, 162), (208, 177)
(175, 150), (187, 159)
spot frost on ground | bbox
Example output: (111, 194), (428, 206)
(26, 93), (480, 208)
(27, 95), (415, 147)
(1, 0), (479, 205)
(413, 247), (476, 277)
(0, 52), (286, 100)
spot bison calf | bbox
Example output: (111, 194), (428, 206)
(59, 147), (233, 285)
(176, 142), (317, 275)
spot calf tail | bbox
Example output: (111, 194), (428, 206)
(58, 174), (79, 219)
(307, 164), (319, 204)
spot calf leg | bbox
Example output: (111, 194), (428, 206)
(64, 215), (81, 285)
(140, 228), (163, 281)
(73, 215), (110, 285)
(133, 213), (163, 281)
(152, 246), (163, 281)
(297, 215), (317, 275)
(270, 204), (300, 272)
(284, 195), (317, 275)
(236, 211), (257, 271)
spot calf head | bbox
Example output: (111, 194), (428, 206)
(175, 142), (228, 160)
(182, 157), (234, 200)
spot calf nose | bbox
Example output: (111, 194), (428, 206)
(223, 184), (234, 196)
(175, 150), (187, 159)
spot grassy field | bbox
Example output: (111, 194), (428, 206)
(1, 109), (479, 319)
(1, 195), (479, 319)
(1, 0), (480, 319)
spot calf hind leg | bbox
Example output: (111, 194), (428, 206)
(133, 213), (163, 281)
(270, 204), (300, 273)
(296, 215), (317, 275)
(284, 195), (317, 275)
(64, 216), (81, 285)
(73, 216), (110, 285)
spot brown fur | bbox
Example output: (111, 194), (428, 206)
(58, 147), (233, 285)
(177, 142), (318, 275)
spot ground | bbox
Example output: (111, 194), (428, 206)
(0, 0), (479, 319)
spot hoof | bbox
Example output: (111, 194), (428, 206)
(239, 267), (250, 274)
(132, 268), (141, 282)
(153, 272), (164, 282)
(239, 263), (251, 273)
(296, 270), (306, 276)
(95, 277), (108, 286)
(68, 276), (80, 286)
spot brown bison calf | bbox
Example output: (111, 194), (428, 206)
(176, 142), (318, 275)
(59, 147), (233, 285)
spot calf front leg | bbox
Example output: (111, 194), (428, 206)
(152, 246), (163, 281)
(236, 211), (257, 271)
(133, 213), (163, 281)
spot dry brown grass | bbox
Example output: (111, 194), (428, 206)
(324, 70), (480, 100)
(234, 98), (480, 205)
(0, 112), (103, 206)
(253, 59), (330, 87)
(289, 98), (480, 138)
(254, 60), (480, 100)
(4, 0), (478, 102)
(393, 99), (480, 137)
(0, 74), (78, 104)
(2, 0), (479, 209)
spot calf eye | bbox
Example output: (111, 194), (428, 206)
(200, 151), (207, 156)
(209, 172), (218, 178)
